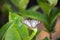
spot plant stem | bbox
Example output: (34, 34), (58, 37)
(50, 33), (52, 40)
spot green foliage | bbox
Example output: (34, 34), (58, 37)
(0, 0), (60, 40)
(36, 0), (60, 33)
(0, 21), (14, 40)
(37, 0), (51, 15)
(48, 0), (58, 6)
(5, 13), (29, 40)
(43, 37), (49, 40)
(10, 0), (29, 10)
(2, 3), (11, 12)
(37, 0), (58, 15)
(18, 10), (48, 25)
(0, 12), (37, 40)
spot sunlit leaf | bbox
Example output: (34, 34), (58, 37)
(0, 21), (14, 40)
(9, 11), (39, 40)
(5, 22), (22, 40)
(48, 0), (58, 6)
(16, 18), (30, 40)
(5, 13), (30, 40)
(9, 12), (23, 22)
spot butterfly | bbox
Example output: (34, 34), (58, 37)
(23, 20), (40, 28)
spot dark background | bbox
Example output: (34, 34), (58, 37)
(0, 0), (60, 27)
(27, 0), (60, 8)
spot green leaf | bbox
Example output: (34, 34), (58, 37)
(9, 12), (23, 22)
(49, 19), (56, 32)
(9, 12), (38, 40)
(18, 10), (48, 26)
(28, 6), (39, 11)
(36, 30), (41, 36)
(43, 37), (49, 40)
(29, 28), (37, 40)
(37, 0), (51, 15)
(0, 21), (14, 40)
(16, 18), (30, 40)
(2, 3), (12, 12)
(48, 0), (58, 6)
(5, 22), (22, 40)
(5, 21), (30, 40)
(10, 0), (29, 10)
(7, 12), (30, 40)
(50, 8), (60, 27)
(49, 8), (60, 32)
